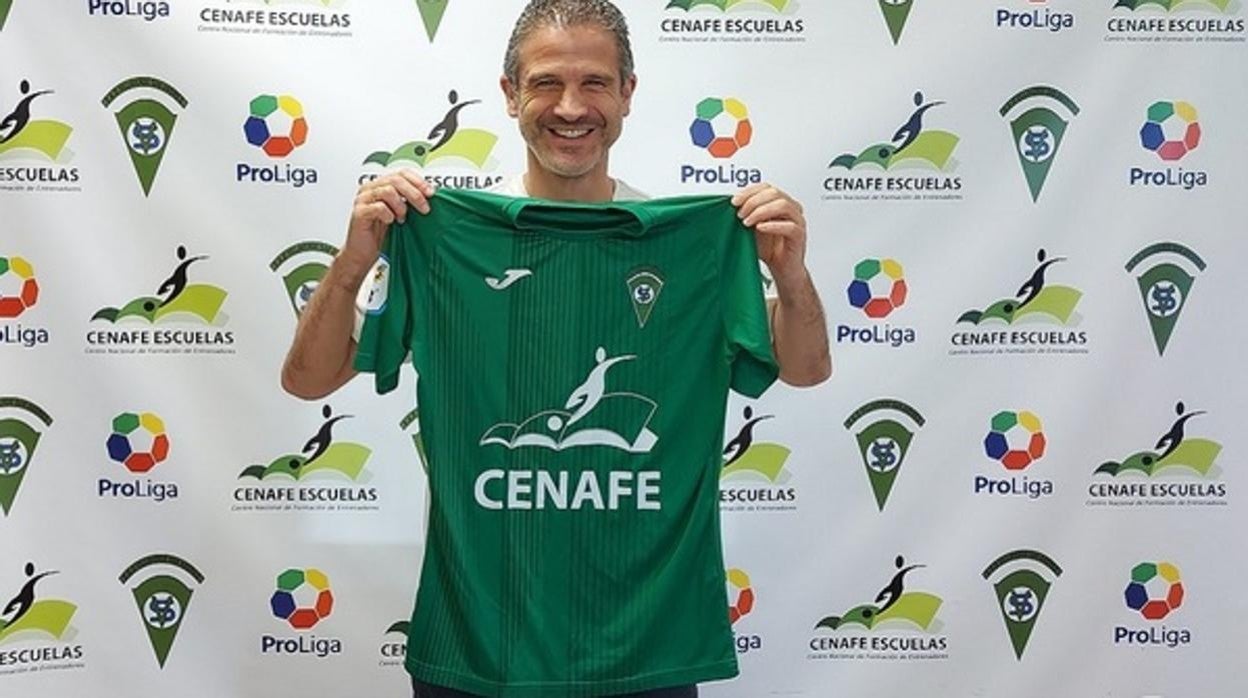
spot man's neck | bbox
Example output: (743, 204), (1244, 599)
(523, 160), (615, 202)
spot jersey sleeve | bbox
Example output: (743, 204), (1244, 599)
(721, 220), (780, 398)
(353, 222), (415, 394)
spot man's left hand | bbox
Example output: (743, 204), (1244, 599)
(731, 183), (807, 283)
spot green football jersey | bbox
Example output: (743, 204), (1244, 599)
(355, 189), (778, 697)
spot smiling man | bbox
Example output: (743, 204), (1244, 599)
(281, 2), (830, 696)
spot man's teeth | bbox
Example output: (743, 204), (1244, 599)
(553, 128), (590, 138)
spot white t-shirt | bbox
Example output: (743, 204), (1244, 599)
(351, 177), (648, 340)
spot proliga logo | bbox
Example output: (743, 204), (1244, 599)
(270, 567), (333, 631)
(1125, 242), (1205, 356)
(416, 0), (449, 40)
(727, 568), (755, 625)
(1131, 100), (1207, 189)
(245, 94), (307, 157)
(271, 241), (339, 318)
(0, 396), (52, 516)
(107, 412), (169, 474)
(87, 0), (170, 21)
(879, 0), (917, 44)
(239, 94), (318, 187)
(682, 97), (762, 187)
(995, 0), (1075, 32)
(844, 399), (925, 511)
(975, 410), (1055, 500)
(102, 76), (187, 196)
(983, 549), (1062, 660)
(848, 258), (907, 319)
(0, 255), (38, 318)
(837, 258), (917, 348)
(362, 89), (500, 190)
(1000, 85), (1079, 202)
(119, 554), (204, 668)
(1124, 561), (1183, 621)
(0, 254), (48, 348)
(262, 567), (343, 658)
(1140, 100), (1200, 162)
(985, 410), (1046, 471)
(1116, 561), (1193, 648)
(726, 568), (762, 655)
(690, 97), (752, 159)
(101, 411), (179, 503)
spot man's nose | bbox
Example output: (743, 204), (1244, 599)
(553, 87), (589, 121)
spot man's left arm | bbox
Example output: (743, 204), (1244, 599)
(732, 183), (832, 388)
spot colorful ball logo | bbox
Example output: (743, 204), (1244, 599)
(1124, 561), (1184, 621)
(690, 97), (752, 159)
(244, 94), (308, 158)
(1139, 100), (1200, 162)
(270, 567), (334, 630)
(0, 256), (39, 319)
(106, 412), (170, 474)
(983, 410), (1045, 471)
(847, 258), (907, 319)
(726, 568), (755, 625)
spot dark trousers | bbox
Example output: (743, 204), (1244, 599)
(412, 678), (698, 698)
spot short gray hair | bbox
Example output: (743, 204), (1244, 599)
(503, 0), (635, 85)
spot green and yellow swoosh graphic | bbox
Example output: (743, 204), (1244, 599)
(92, 285), (227, 324)
(364, 129), (497, 169)
(239, 442), (371, 481)
(958, 285), (1082, 325)
(0, 600), (76, 643)
(667, 0), (790, 11)
(0, 120), (73, 162)
(1116, 0), (1232, 11)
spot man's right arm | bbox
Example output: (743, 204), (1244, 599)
(280, 170), (434, 400)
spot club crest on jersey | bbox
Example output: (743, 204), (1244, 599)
(627, 268), (665, 329)
(364, 256), (390, 315)
(480, 346), (658, 452)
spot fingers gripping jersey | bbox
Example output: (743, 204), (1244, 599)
(355, 189), (778, 697)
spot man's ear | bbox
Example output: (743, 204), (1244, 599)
(500, 75), (519, 118)
(621, 74), (637, 117)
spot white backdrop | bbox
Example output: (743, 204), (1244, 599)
(1, 1), (1246, 697)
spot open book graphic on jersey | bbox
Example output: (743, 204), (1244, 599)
(480, 347), (658, 452)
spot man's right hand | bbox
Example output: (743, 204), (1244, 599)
(280, 169), (435, 400)
(341, 169), (437, 274)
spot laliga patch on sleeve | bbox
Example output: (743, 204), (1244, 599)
(364, 255), (390, 315)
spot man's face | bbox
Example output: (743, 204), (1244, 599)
(502, 23), (636, 180)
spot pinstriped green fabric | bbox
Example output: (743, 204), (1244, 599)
(356, 189), (776, 697)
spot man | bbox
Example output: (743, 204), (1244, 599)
(282, 1), (830, 695)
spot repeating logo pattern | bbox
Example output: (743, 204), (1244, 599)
(119, 554), (204, 668)
(983, 549), (1063, 660)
